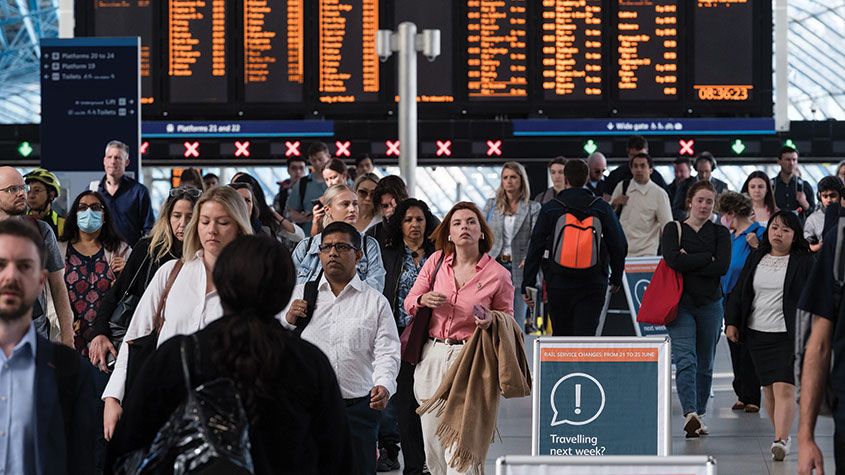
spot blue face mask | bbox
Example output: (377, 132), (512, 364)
(77, 208), (104, 233)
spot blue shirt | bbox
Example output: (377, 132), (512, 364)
(0, 323), (37, 475)
(721, 221), (766, 295)
(291, 233), (386, 292)
(396, 248), (428, 328)
(94, 175), (154, 246)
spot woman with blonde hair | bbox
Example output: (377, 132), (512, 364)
(482, 162), (540, 331)
(102, 186), (253, 441)
(293, 184), (386, 291)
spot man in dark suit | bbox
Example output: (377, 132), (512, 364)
(0, 219), (97, 475)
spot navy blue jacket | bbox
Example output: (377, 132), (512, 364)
(95, 175), (155, 246)
(521, 188), (627, 293)
(35, 335), (98, 475)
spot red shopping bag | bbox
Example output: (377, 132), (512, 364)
(637, 258), (683, 325)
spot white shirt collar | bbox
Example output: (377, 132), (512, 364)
(318, 272), (365, 296)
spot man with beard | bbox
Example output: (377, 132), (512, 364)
(0, 167), (73, 346)
(0, 219), (96, 474)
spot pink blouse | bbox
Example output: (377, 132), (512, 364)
(404, 250), (514, 341)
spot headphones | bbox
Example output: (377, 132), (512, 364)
(694, 153), (717, 171)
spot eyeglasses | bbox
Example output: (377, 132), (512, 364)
(78, 203), (105, 212)
(318, 242), (358, 253)
(0, 185), (29, 195)
(170, 187), (202, 198)
(357, 189), (373, 198)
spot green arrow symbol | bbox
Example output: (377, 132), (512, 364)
(583, 140), (598, 155)
(17, 142), (33, 158)
(731, 139), (745, 155)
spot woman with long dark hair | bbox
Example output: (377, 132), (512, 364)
(726, 211), (814, 461)
(741, 171), (777, 225)
(232, 172), (304, 244)
(58, 190), (130, 355)
(87, 186), (200, 372)
(110, 235), (352, 473)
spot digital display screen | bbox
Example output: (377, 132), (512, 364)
(168, 0), (229, 103)
(466, 0), (529, 100)
(93, 0), (155, 105)
(392, 0), (454, 103)
(541, 0), (604, 100)
(693, 0), (754, 102)
(615, 0), (679, 101)
(243, 0), (304, 102)
(318, 0), (380, 104)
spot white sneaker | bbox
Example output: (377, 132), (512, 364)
(771, 437), (791, 461)
(696, 423), (710, 436)
(683, 412), (702, 439)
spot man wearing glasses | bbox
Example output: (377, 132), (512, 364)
(0, 167), (74, 346)
(282, 221), (400, 475)
(88, 140), (154, 246)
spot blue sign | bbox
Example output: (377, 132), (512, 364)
(40, 37), (140, 173)
(533, 338), (671, 457)
(513, 118), (775, 136)
(622, 257), (668, 337)
(142, 120), (334, 138)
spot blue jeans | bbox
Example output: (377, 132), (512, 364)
(666, 298), (723, 416)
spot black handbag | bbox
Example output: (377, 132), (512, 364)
(116, 335), (254, 475)
(109, 255), (152, 348)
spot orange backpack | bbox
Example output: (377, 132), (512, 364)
(546, 197), (603, 272)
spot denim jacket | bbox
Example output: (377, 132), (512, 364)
(292, 233), (386, 292)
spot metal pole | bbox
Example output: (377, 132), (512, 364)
(397, 22), (418, 196)
(774, 0), (789, 132)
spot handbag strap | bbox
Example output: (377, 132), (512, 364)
(675, 221), (682, 246)
(429, 252), (447, 290)
(154, 259), (184, 334)
(179, 335), (197, 394)
(118, 253), (149, 298)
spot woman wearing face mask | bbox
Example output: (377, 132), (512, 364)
(58, 191), (130, 355)
(293, 184), (386, 291)
(726, 211), (814, 461)
(717, 191), (765, 414)
(88, 186), (200, 372)
(661, 181), (731, 439)
(741, 171), (777, 225)
(102, 186), (253, 442)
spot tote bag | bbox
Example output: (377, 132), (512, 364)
(637, 222), (684, 326)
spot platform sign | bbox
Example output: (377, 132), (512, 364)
(532, 337), (671, 457)
(623, 257), (668, 337)
(496, 455), (717, 474)
(40, 37), (140, 173)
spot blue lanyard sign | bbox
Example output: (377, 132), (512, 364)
(532, 337), (671, 456)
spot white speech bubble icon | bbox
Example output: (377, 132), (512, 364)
(634, 279), (649, 307)
(550, 372), (606, 426)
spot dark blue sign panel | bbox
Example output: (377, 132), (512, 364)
(622, 257), (668, 337)
(533, 338), (671, 457)
(40, 37), (140, 173)
(513, 118), (775, 136)
(141, 120), (334, 138)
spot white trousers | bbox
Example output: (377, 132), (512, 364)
(413, 339), (478, 475)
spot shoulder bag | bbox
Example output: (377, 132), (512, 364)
(637, 222), (684, 326)
(109, 254), (153, 349)
(400, 253), (446, 365)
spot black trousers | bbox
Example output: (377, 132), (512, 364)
(728, 338), (761, 405)
(548, 284), (607, 336)
(394, 361), (426, 475)
(345, 396), (381, 475)
(836, 431), (845, 475)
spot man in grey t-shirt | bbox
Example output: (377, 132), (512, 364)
(0, 167), (73, 346)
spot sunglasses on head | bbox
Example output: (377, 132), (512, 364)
(170, 186), (202, 198)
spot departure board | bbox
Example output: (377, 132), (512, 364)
(616, 0), (679, 101)
(318, 0), (380, 104)
(693, 0), (754, 102)
(168, 0), (229, 103)
(541, 0), (604, 100)
(93, 0), (155, 105)
(393, 0), (454, 103)
(243, 0), (304, 102)
(466, 0), (529, 100)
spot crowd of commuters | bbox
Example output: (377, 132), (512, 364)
(4, 135), (845, 474)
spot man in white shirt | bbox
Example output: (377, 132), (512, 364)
(610, 153), (673, 257)
(283, 221), (400, 475)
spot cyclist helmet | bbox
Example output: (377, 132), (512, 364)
(23, 168), (61, 197)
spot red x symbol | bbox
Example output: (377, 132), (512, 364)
(679, 139), (695, 156)
(486, 140), (502, 157)
(285, 141), (301, 157)
(183, 141), (199, 158)
(386, 140), (401, 157)
(139, 141), (149, 155)
(436, 140), (452, 157)
(335, 140), (351, 157)
(235, 141), (250, 157)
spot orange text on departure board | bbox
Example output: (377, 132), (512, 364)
(617, 0), (678, 97)
(168, 0), (227, 77)
(541, 0), (603, 98)
(466, 0), (529, 98)
(243, 0), (303, 84)
(319, 0), (379, 103)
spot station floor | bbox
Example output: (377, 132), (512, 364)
(386, 335), (838, 474)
